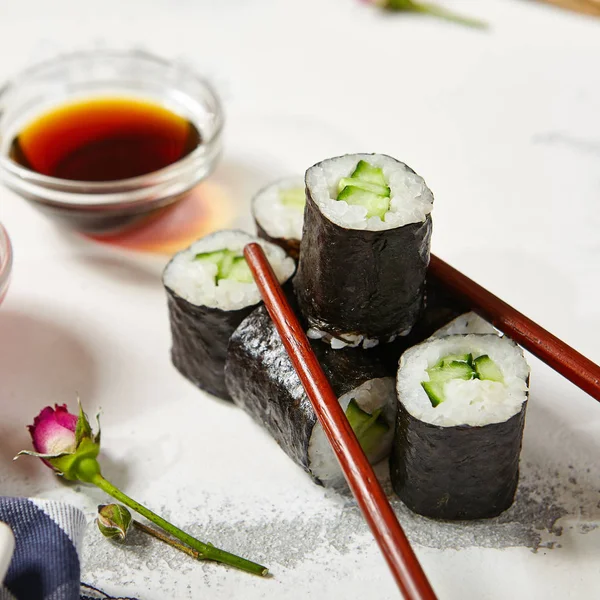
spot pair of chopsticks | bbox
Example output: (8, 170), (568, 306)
(244, 244), (600, 599)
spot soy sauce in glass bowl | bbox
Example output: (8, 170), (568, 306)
(0, 224), (12, 306)
(0, 49), (223, 235)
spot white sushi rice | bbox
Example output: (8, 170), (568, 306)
(397, 334), (529, 427)
(308, 378), (396, 486)
(306, 153), (433, 231)
(306, 327), (378, 350)
(306, 327), (406, 350)
(163, 230), (295, 310)
(252, 177), (305, 240)
(430, 312), (498, 339)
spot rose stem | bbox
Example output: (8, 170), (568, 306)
(92, 474), (268, 577)
(412, 2), (487, 28)
(132, 520), (200, 559)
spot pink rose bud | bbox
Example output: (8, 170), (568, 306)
(16, 401), (102, 482)
(97, 504), (132, 542)
(28, 404), (78, 456)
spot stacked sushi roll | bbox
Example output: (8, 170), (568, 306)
(294, 154), (433, 349)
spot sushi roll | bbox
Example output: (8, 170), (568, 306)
(294, 153), (433, 349)
(390, 334), (530, 519)
(225, 305), (397, 487)
(252, 177), (305, 259)
(163, 230), (295, 400)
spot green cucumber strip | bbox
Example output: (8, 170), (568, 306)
(194, 250), (226, 265)
(473, 355), (504, 382)
(218, 252), (236, 280)
(194, 249), (253, 283)
(345, 399), (390, 455)
(434, 353), (474, 369)
(421, 381), (445, 407)
(335, 159), (390, 219)
(427, 361), (476, 383)
(358, 420), (390, 456)
(280, 187), (306, 209)
(228, 256), (254, 283)
(423, 352), (504, 408)
(337, 178), (390, 197)
(337, 186), (390, 220)
(351, 160), (387, 186)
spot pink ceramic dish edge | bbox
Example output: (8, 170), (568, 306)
(0, 223), (12, 306)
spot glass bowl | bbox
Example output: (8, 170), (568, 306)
(0, 223), (12, 306)
(0, 49), (224, 234)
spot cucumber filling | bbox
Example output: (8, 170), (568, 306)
(345, 398), (390, 456)
(473, 355), (504, 382)
(421, 353), (504, 407)
(279, 187), (306, 210)
(195, 250), (254, 284)
(336, 160), (390, 220)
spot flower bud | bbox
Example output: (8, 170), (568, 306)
(97, 504), (132, 542)
(17, 401), (102, 482)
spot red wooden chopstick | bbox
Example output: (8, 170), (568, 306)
(244, 243), (438, 600)
(429, 254), (600, 403)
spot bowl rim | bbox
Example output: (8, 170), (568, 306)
(0, 48), (224, 197)
(0, 223), (13, 294)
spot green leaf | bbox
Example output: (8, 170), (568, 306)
(94, 411), (102, 445)
(14, 450), (70, 461)
(75, 397), (93, 445)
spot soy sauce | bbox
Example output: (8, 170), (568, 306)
(9, 97), (201, 182)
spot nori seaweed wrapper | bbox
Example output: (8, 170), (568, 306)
(390, 395), (528, 520)
(417, 275), (471, 337)
(294, 158), (432, 342)
(225, 305), (391, 483)
(255, 221), (300, 261)
(166, 287), (257, 401)
(374, 275), (470, 375)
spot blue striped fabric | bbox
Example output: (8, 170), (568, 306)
(0, 498), (138, 600)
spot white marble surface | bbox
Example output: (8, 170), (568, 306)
(1, 1), (599, 598)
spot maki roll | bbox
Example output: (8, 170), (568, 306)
(252, 177), (305, 259)
(163, 230), (295, 400)
(294, 154), (433, 349)
(390, 334), (530, 519)
(225, 306), (396, 487)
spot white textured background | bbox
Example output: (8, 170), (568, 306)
(0, 1), (599, 598)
